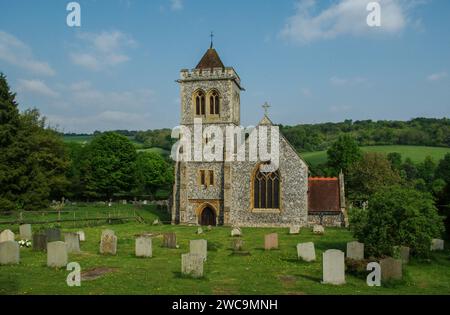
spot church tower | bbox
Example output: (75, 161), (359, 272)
(172, 44), (245, 226)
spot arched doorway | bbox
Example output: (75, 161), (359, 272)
(200, 206), (216, 226)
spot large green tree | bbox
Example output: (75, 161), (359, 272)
(135, 151), (173, 197)
(327, 135), (362, 175)
(0, 74), (69, 211)
(80, 132), (137, 198)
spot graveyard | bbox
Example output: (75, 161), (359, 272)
(1, 204), (449, 295)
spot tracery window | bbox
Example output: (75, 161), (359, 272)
(253, 167), (280, 209)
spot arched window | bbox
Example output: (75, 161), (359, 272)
(194, 90), (206, 116)
(253, 166), (280, 209)
(209, 90), (220, 115)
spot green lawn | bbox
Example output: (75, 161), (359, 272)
(302, 145), (450, 167)
(1, 205), (449, 295)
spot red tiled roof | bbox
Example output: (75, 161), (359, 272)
(308, 177), (341, 212)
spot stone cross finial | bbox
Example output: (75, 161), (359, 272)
(210, 31), (214, 48)
(262, 102), (271, 115)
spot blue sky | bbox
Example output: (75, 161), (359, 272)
(0, 0), (449, 133)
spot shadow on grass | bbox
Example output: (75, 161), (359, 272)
(297, 273), (322, 283)
(173, 271), (207, 281)
(0, 275), (19, 295)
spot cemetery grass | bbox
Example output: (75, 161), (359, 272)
(1, 208), (450, 295)
(303, 145), (450, 166)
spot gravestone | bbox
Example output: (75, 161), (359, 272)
(64, 232), (81, 253)
(322, 249), (345, 285)
(0, 229), (15, 243)
(380, 257), (402, 281)
(47, 241), (67, 268)
(19, 224), (32, 240)
(181, 253), (204, 278)
(393, 246), (410, 264)
(264, 233), (278, 250)
(297, 242), (316, 262)
(100, 230), (117, 255)
(313, 225), (325, 235)
(197, 227), (203, 235)
(431, 239), (444, 251)
(76, 231), (86, 242)
(232, 238), (244, 251)
(46, 228), (61, 242)
(190, 239), (207, 261)
(346, 241), (364, 260)
(32, 233), (47, 251)
(0, 241), (20, 265)
(135, 236), (152, 258)
(289, 225), (300, 235)
(162, 232), (177, 248)
(231, 227), (242, 237)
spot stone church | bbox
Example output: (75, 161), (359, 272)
(171, 45), (346, 228)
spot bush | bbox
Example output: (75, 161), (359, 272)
(352, 185), (444, 258)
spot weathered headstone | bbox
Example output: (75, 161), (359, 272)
(207, 225), (212, 231)
(380, 257), (402, 281)
(162, 232), (177, 248)
(122, 199), (127, 205)
(32, 233), (47, 251)
(190, 239), (207, 261)
(297, 242), (316, 262)
(322, 249), (345, 285)
(64, 232), (81, 253)
(313, 225), (325, 235)
(47, 241), (67, 268)
(346, 241), (364, 260)
(393, 246), (410, 264)
(264, 233), (278, 250)
(19, 224), (32, 240)
(181, 253), (204, 278)
(0, 241), (20, 265)
(46, 228), (61, 242)
(431, 239), (444, 251)
(135, 236), (152, 258)
(231, 227), (242, 237)
(197, 227), (203, 235)
(231, 238), (244, 251)
(289, 225), (300, 235)
(76, 231), (86, 242)
(0, 229), (15, 243)
(100, 230), (117, 255)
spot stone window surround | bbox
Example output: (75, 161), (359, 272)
(192, 88), (221, 118)
(197, 169), (215, 188)
(250, 163), (282, 214)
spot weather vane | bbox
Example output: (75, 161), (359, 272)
(262, 102), (271, 115)
(210, 31), (214, 48)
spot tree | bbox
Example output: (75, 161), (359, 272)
(401, 158), (418, 181)
(436, 153), (450, 185)
(135, 152), (173, 197)
(352, 185), (444, 257)
(347, 152), (401, 200)
(387, 152), (402, 171)
(80, 132), (137, 199)
(0, 74), (69, 211)
(327, 135), (362, 175)
(417, 156), (436, 189)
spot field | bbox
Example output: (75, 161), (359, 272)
(1, 205), (450, 295)
(302, 145), (450, 167)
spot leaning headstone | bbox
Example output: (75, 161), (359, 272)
(190, 239), (207, 261)
(19, 224), (32, 240)
(135, 236), (152, 258)
(322, 249), (345, 285)
(393, 246), (410, 264)
(32, 233), (47, 251)
(46, 228), (61, 242)
(297, 242), (316, 262)
(0, 241), (20, 265)
(0, 229), (15, 243)
(231, 227), (242, 237)
(162, 232), (177, 248)
(264, 233), (278, 250)
(289, 225), (300, 235)
(181, 253), (204, 278)
(431, 239), (444, 251)
(313, 225), (325, 235)
(47, 241), (67, 268)
(346, 241), (364, 260)
(100, 230), (117, 255)
(380, 257), (402, 281)
(64, 232), (81, 253)
(76, 231), (85, 242)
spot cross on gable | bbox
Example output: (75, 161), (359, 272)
(262, 102), (271, 115)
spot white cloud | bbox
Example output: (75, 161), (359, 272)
(280, 0), (418, 43)
(427, 71), (447, 82)
(17, 79), (59, 98)
(0, 30), (55, 76)
(69, 31), (137, 71)
(330, 76), (367, 86)
(170, 0), (184, 11)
